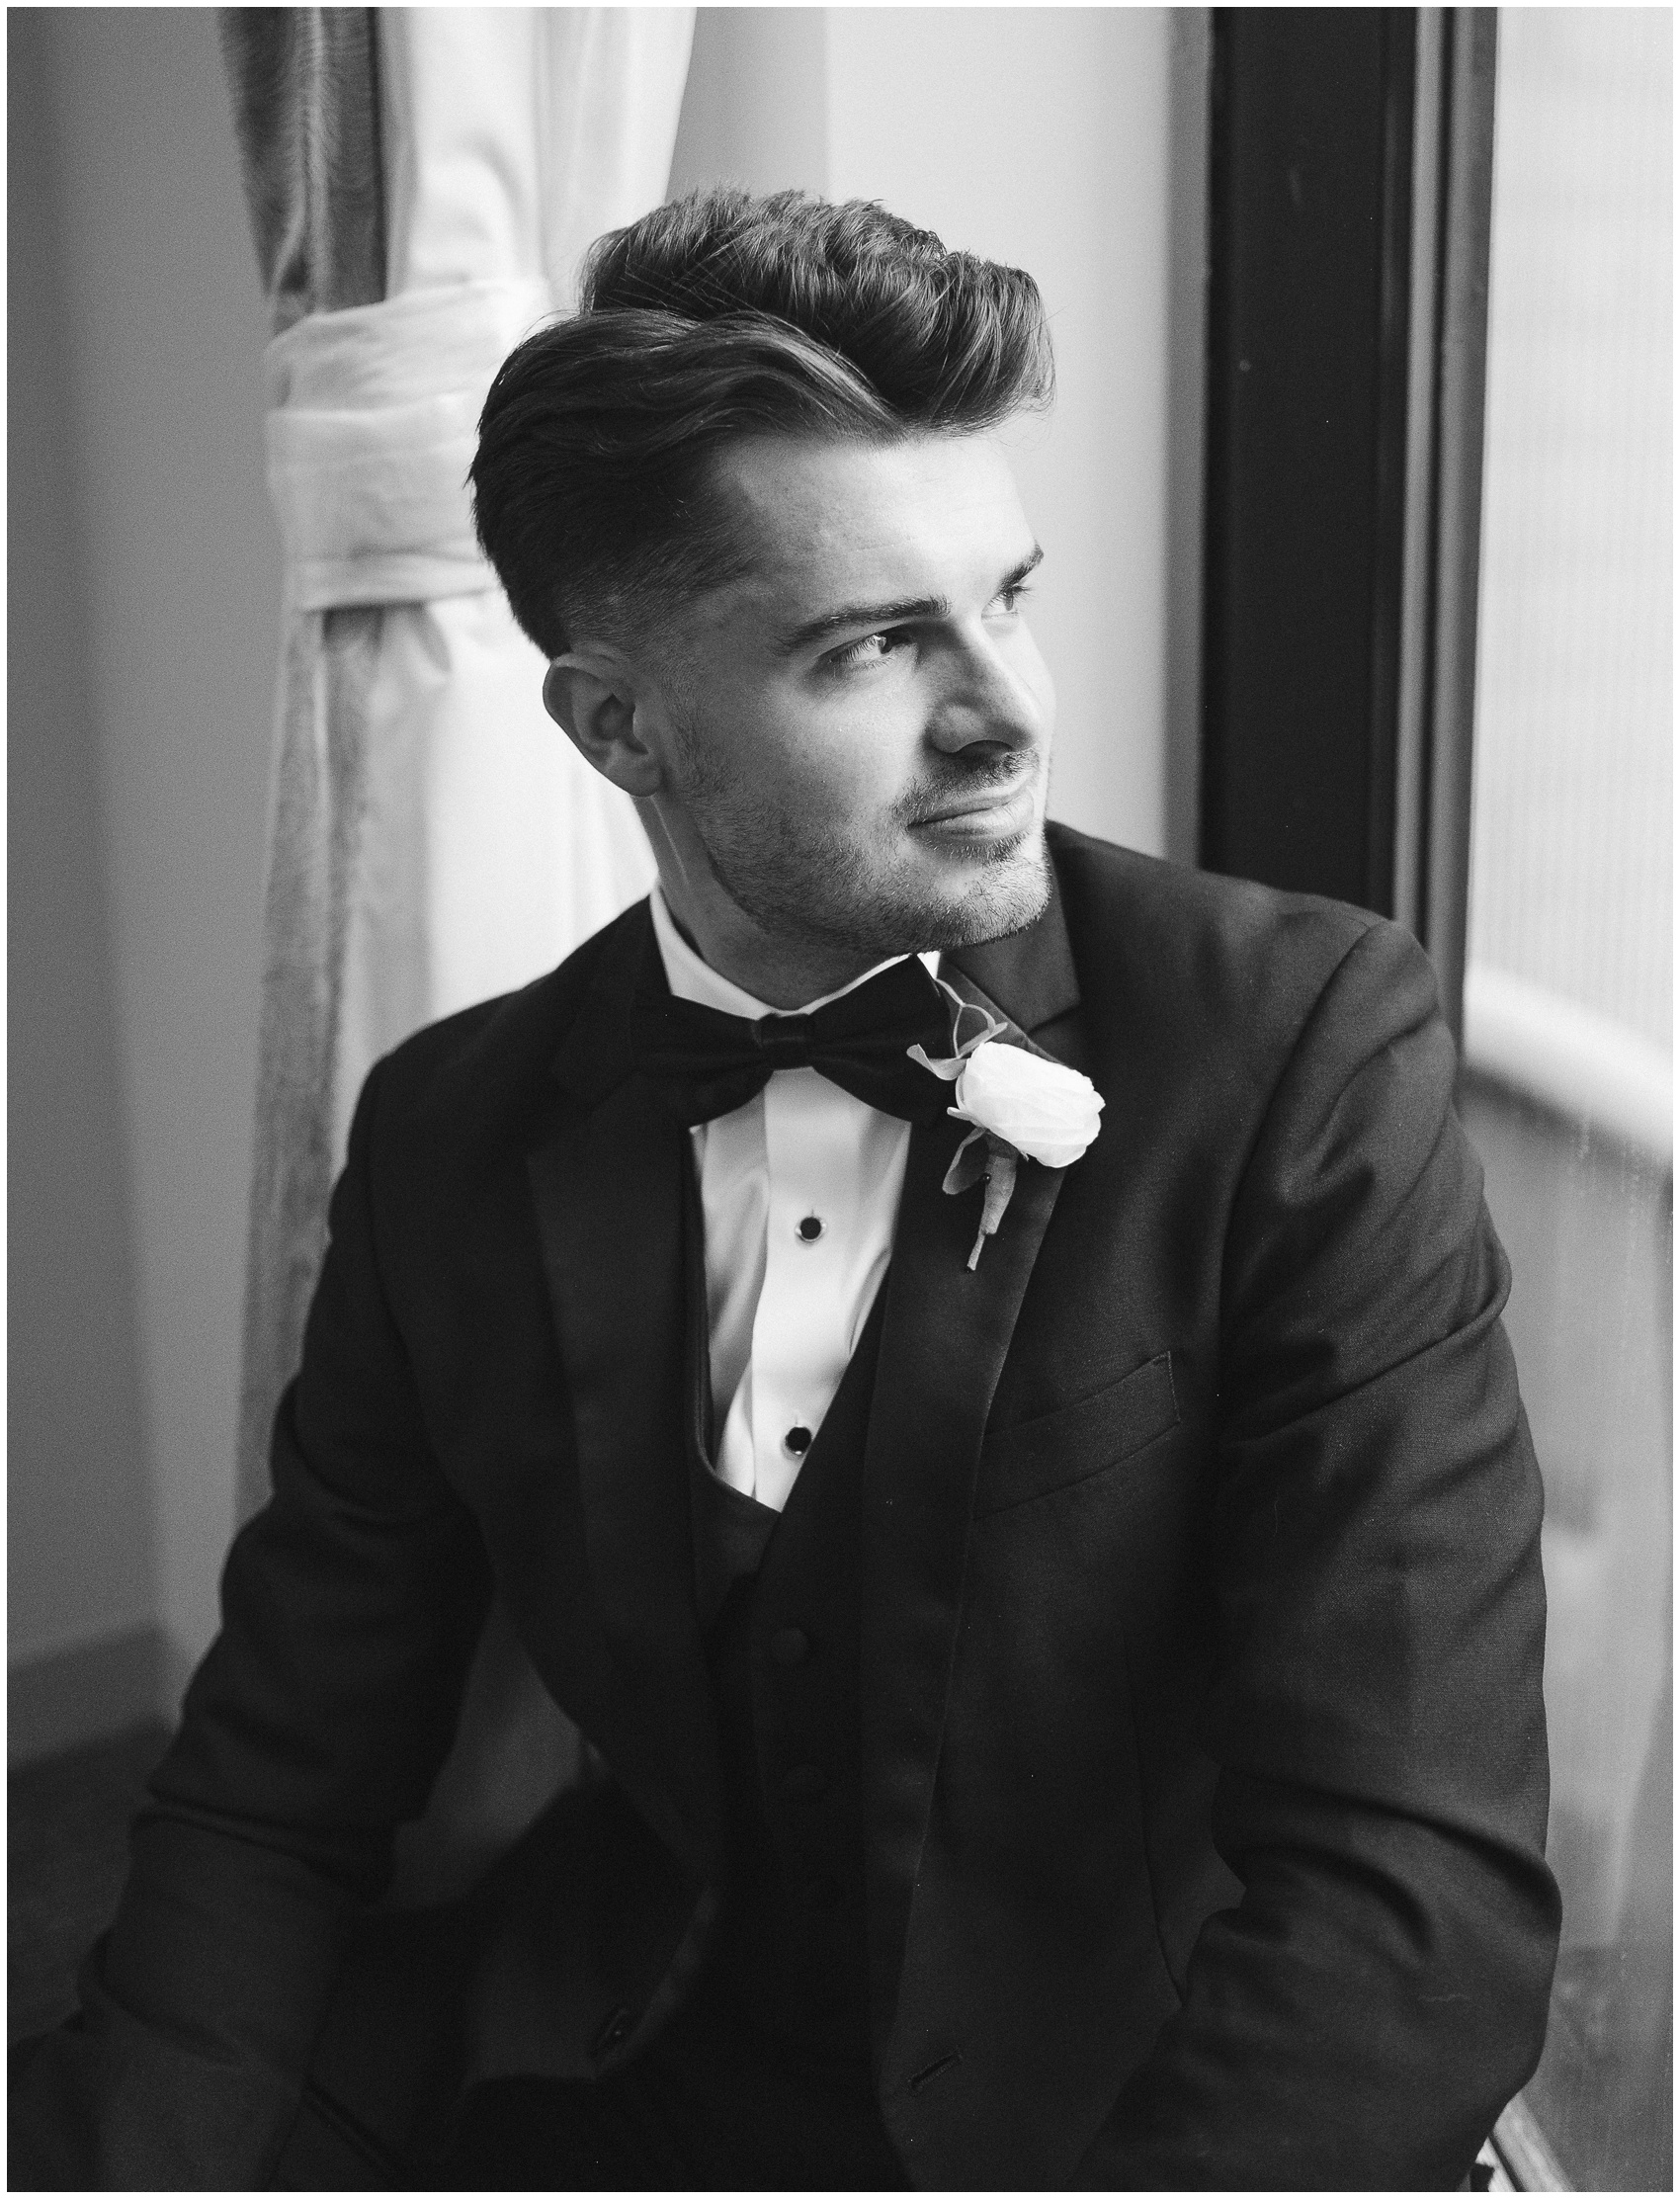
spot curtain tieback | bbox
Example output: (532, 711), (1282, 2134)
(264, 278), (553, 612)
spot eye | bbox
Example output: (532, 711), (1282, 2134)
(826, 626), (911, 672)
(991, 579), (1035, 617)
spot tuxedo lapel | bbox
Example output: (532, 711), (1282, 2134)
(526, 908), (722, 1882)
(859, 860), (1085, 2044)
(860, 1032), (1071, 2052)
(946, 856), (1082, 1058)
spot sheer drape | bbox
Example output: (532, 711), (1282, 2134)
(219, 8), (691, 1889)
(223, 8), (687, 1530)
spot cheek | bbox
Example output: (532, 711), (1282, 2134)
(751, 697), (916, 823)
(1011, 630), (1057, 730)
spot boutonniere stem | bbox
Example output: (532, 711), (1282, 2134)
(909, 977), (1104, 1268)
(941, 1127), (1020, 1269)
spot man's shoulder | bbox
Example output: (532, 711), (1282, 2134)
(1044, 821), (1435, 1089)
(361, 898), (647, 1150)
(1049, 821), (1381, 999)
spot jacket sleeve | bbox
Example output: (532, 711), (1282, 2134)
(1079, 916), (1560, 2190)
(9, 1058), (494, 2191)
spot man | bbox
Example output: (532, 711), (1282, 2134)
(13, 187), (1557, 2191)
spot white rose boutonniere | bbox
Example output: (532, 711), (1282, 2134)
(909, 978), (1104, 1269)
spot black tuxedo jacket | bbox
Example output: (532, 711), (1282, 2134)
(14, 826), (1558, 2190)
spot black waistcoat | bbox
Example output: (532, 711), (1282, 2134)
(683, 1172), (887, 2068)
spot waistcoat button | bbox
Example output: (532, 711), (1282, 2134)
(770, 1626), (810, 1666)
(783, 1424), (813, 1457)
(591, 2004), (633, 2057)
(783, 1762), (827, 1802)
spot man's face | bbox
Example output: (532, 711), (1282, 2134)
(642, 429), (1056, 967)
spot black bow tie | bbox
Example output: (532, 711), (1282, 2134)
(632, 954), (957, 1127)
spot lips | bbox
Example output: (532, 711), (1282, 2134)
(911, 779), (1038, 837)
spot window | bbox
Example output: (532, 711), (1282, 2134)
(1461, 11), (1672, 2187)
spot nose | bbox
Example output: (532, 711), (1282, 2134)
(924, 619), (1049, 761)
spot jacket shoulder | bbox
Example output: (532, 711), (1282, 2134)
(363, 899), (645, 1151)
(1043, 823), (1450, 1142)
(1047, 822), (1415, 1043)
(1049, 822), (1379, 976)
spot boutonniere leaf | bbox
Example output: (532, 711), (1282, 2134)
(911, 976), (1104, 1268)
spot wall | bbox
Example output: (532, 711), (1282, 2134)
(8, 9), (282, 1742)
(8, 12), (158, 1749)
(668, 7), (829, 200)
(825, 8), (1175, 855)
(672, 7), (1207, 861)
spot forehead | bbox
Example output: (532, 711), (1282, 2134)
(701, 430), (1034, 626)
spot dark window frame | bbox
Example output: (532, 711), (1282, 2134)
(1199, 7), (1496, 1048)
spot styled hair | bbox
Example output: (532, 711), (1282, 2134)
(470, 187), (1053, 656)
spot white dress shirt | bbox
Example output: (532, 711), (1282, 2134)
(648, 886), (937, 1512)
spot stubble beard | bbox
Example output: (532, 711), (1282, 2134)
(676, 736), (1053, 963)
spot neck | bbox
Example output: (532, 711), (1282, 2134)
(657, 875), (885, 1010)
(641, 808), (887, 1010)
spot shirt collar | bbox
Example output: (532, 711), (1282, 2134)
(648, 882), (939, 1019)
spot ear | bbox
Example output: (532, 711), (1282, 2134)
(542, 651), (664, 797)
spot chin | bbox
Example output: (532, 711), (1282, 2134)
(922, 839), (1052, 948)
(862, 826), (1052, 956)
(697, 805), (1051, 965)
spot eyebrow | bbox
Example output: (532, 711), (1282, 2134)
(773, 544), (1045, 656)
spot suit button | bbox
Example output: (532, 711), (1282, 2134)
(770, 1626), (810, 1666)
(783, 1762), (827, 1802)
(591, 2004), (633, 2057)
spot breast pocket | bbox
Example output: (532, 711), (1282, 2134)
(974, 1352), (1181, 1517)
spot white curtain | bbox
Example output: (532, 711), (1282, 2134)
(240, 10), (688, 1526)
